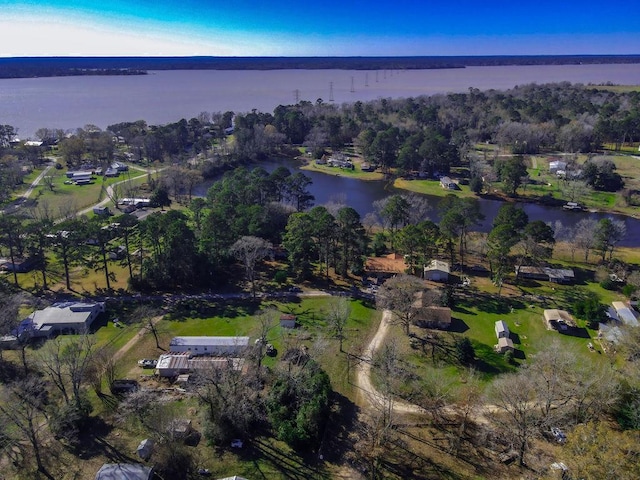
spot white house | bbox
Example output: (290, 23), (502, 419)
(440, 176), (457, 190)
(424, 260), (450, 282)
(495, 320), (510, 339)
(22, 302), (105, 338)
(549, 160), (567, 173)
(168, 336), (250, 356)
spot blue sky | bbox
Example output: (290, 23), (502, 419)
(1, 0), (639, 56)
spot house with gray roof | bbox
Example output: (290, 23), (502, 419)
(612, 301), (639, 327)
(95, 463), (153, 480)
(21, 302), (105, 338)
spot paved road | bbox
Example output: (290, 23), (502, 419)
(0, 164), (53, 214)
(75, 168), (163, 218)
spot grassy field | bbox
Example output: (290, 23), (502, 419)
(22, 166), (155, 219)
(589, 85), (640, 93)
(300, 159), (385, 181)
(394, 177), (477, 199)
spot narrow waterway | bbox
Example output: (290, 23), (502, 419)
(194, 158), (640, 247)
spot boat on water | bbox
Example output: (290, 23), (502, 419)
(562, 202), (584, 211)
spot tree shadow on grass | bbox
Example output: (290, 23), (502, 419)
(513, 349), (526, 360)
(457, 293), (524, 315)
(167, 298), (262, 321)
(452, 305), (477, 316)
(449, 318), (469, 333)
(378, 432), (467, 480)
(250, 438), (327, 480)
(472, 343), (515, 375)
(563, 327), (591, 339)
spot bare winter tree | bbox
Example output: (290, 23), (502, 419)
(0, 293), (22, 362)
(327, 297), (351, 352)
(38, 334), (96, 409)
(0, 376), (50, 474)
(229, 235), (273, 298)
(376, 274), (427, 335)
(574, 218), (598, 263)
(193, 361), (261, 445)
(523, 341), (576, 427)
(489, 372), (539, 467)
(252, 308), (278, 368)
(129, 305), (164, 350)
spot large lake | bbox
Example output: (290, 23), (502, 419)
(2, 64), (640, 138)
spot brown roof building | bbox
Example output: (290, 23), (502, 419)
(365, 253), (408, 275)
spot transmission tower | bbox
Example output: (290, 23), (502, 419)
(365, 73), (369, 87)
(294, 89), (300, 103)
(350, 76), (355, 93)
(329, 82), (334, 102)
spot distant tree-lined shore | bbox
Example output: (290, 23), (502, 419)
(1, 54), (640, 79)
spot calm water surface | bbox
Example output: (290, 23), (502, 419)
(195, 158), (640, 247)
(2, 64), (640, 138)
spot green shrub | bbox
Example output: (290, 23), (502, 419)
(600, 278), (617, 290)
(274, 270), (288, 284)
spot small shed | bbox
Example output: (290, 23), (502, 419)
(280, 314), (297, 329)
(167, 419), (192, 440)
(495, 337), (514, 353)
(424, 260), (450, 282)
(495, 320), (509, 339)
(136, 438), (154, 461)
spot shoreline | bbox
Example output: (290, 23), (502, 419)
(295, 155), (640, 221)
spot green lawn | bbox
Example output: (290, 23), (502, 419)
(26, 168), (150, 218)
(300, 161), (385, 181)
(394, 178), (477, 199)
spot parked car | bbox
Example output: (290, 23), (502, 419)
(230, 439), (244, 448)
(550, 427), (567, 443)
(138, 359), (157, 369)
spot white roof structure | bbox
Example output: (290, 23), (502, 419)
(169, 336), (250, 348)
(495, 320), (509, 337)
(549, 160), (567, 170)
(95, 463), (153, 480)
(612, 302), (639, 327)
(425, 260), (450, 273)
(156, 353), (190, 372)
